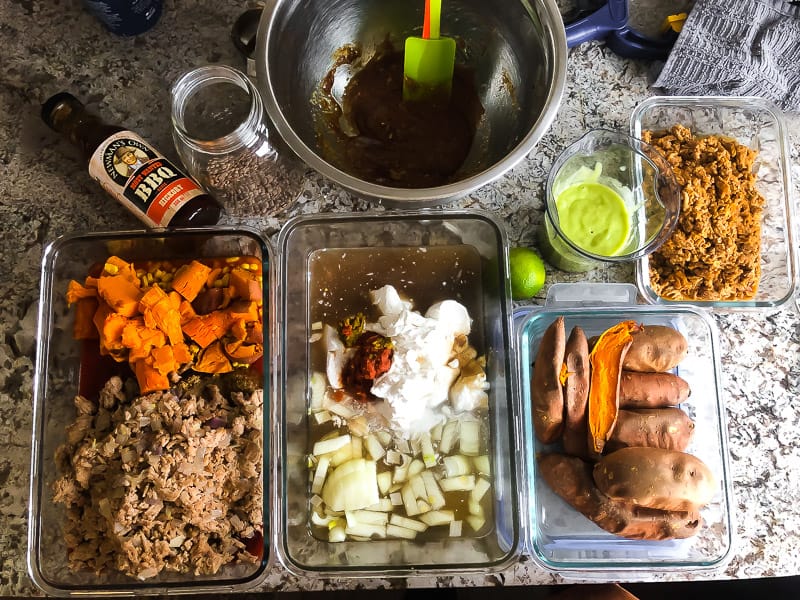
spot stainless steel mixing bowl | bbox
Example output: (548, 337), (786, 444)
(255, 0), (567, 207)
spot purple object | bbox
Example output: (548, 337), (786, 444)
(564, 0), (677, 60)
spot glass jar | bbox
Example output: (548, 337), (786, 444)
(170, 64), (303, 218)
(538, 128), (681, 273)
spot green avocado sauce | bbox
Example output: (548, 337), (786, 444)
(555, 182), (631, 256)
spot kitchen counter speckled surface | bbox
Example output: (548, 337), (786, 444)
(2, 0), (799, 595)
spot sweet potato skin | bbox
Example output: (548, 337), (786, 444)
(624, 325), (688, 372)
(538, 453), (703, 540)
(619, 370), (691, 408)
(593, 447), (717, 512)
(531, 316), (566, 444)
(606, 407), (695, 452)
(562, 326), (590, 458)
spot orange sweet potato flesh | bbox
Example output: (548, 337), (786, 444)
(587, 321), (639, 454)
(140, 286), (184, 345)
(229, 266), (263, 302)
(133, 358), (170, 394)
(96, 275), (143, 318)
(538, 452), (702, 540)
(66, 280), (98, 305)
(194, 340), (233, 373)
(531, 316), (566, 444)
(68, 255), (263, 393)
(171, 260), (212, 302)
(183, 312), (230, 348)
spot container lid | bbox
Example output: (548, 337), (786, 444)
(514, 283), (735, 577)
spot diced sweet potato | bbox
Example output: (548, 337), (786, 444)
(97, 274), (143, 318)
(171, 260), (212, 302)
(194, 340), (233, 373)
(229, 266), (263, 302)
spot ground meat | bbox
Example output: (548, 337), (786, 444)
(52, 375), (263, 580)
(642, 124), (765, 301)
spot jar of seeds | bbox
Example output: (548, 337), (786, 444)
(170, 64), (303, 218)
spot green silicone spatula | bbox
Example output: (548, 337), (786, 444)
(403, 0), (456, 102)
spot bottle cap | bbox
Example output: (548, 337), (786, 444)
(41, 92), (84, 131)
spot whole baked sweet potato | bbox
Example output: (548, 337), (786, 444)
(531, 316), (566, 444)
(606, 407), (695, 452)
(562, 326), (590, 458)
(593, 447), (717, 512)
(538, 453), (703, 540)
(624, 325), (688, 372)
(619, 371), (691, 408)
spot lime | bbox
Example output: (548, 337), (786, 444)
(509, 247), (546, 300)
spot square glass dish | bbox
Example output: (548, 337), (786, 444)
(517, 284), (735, 577)
(28, 227), (274, 596)
(276, 210), (522, 576)
(630, 95), (798, 311)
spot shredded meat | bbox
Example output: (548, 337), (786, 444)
(52, 375), (263, 580)
(642, 124), (765, 301)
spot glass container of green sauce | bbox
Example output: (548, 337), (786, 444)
(538, 129), (681, 273)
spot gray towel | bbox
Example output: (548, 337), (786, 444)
(654, 0), (800, 112)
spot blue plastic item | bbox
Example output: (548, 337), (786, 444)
(81, 0), (163, 36)
(563, 0), (678, 60)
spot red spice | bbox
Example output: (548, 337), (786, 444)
(342, 331), (394, 401)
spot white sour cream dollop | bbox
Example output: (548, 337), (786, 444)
(367, 285), (472, 437)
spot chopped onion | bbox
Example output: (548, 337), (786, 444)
(313, 433), (351, 457)
(386, 524), (418, 540)
(471, 477), (491, 502)
(439, 475), (476, 492)
(389, 514), (428, 532)
(449, 520), (463, 537)
(419, 510), (455, 527)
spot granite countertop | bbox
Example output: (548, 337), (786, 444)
(1, 0), (799, 596)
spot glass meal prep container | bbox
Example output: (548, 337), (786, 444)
(630, 95), (798, 311)
(516, 283), (735, 578)
(276, 210), (522, 576)
(28, 227), (274, 596)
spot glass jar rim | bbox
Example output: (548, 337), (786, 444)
(170, 64), (265, 155)
(543, 128), (681, 263)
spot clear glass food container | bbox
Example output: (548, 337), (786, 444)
(516, 284), (735, 578)
(538, 129), (681, 273)
(630, 95), (798, 311)
(170, 64), (303, 218)
(276, 210), (522, 576)
(28, 227), (275, 596)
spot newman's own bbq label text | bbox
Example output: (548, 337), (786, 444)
(88, 131), (205, 227)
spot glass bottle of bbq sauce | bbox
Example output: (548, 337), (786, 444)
(41, 92), (223, 228)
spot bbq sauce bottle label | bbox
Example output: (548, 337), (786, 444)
(88, 131), (205, 227)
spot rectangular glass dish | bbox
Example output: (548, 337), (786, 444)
(28, 227), (274, 596)
(630, 95), (798, 311)
(517, 284), (735, 577)
(276, 210), (522, 576)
